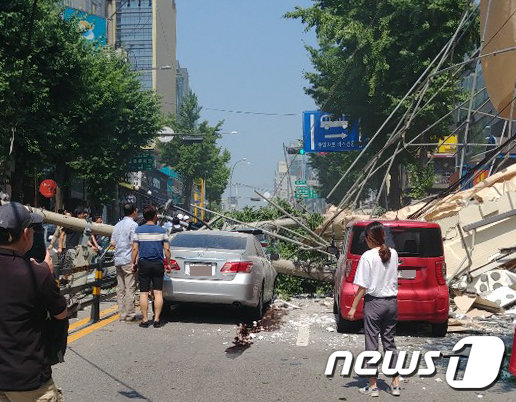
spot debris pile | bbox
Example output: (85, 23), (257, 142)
(231, 322), (260, 348)
(383, 164), (516, 285)
(318, 163), (516, 320)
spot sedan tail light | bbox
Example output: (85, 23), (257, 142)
(221, 261), (253, 273)
(435, 261), (446, 285)
(169, 259), (180, 270)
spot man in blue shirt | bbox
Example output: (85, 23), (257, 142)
(132, 205), (170, 328)
(111, 203), (138, 321)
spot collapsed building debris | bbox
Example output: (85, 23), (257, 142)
(316, 164), (516, 318)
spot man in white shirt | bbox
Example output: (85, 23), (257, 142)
(111, 204), (139, 321)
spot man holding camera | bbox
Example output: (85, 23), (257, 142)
(0, 203), (67, 401)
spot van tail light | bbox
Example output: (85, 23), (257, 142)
(169, 259), (180, 270)
(221, 261), (253, 274)
(344, 260), (357, 282)
(435, 261), (446, 285)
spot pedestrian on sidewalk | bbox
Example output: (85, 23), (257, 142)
(93, 215), (109, 251)
(348, 221), (401, 397)
(57, 207), (91, 274)
(0, 202), (68, 402)
(47, 209), (66, 252)
(132, 205), (171, 328)
(111, 204), (139, 322)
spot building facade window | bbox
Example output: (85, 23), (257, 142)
(61, 0), (106, 17)
(116, 0), (153, 90)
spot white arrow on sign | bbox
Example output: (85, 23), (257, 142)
(324, 133), (348, 139)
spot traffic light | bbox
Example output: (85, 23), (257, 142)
(286, 146), (305, 154)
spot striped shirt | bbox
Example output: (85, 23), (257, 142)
(112, 216), (138, 266)
(134, 224), (169, 262)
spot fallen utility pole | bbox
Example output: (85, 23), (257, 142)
(272, 259), (334, 283)
(27, 207), (113, 237)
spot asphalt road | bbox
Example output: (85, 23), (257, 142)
(54, 297), (516, 402)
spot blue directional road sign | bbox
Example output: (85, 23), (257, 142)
(302, 111), (365, 153)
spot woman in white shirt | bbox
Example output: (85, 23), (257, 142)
(348, 221), (401, 397)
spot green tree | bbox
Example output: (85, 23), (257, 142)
(406, 162), (435, 199)
(219, 201), (331, 298)
(286, 0), (477, 208)
(0, 0), (162, 207)
(160, 92), (231, 209)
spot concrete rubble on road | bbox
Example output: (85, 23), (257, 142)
(316, 164), (516, 322)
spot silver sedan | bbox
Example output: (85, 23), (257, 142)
(163, 230), (277, 319)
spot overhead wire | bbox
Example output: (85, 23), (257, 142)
(428, 5), (516, 79)
(335, 11), (473, 211)
(458, 0), (493, 179)
(271, 149), (299, 200)
(204, 107), (299, 116)
(325, 6), (473, 201)
(406, 2), (516, 217)
(318, 4), (488, 235)
(408, 91), (516, 220)
(319, 81), (489, 235)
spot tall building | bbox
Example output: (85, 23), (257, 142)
(176, 60), (190, 113)
(273, 142), (326, 213)
(62, 0), (107, 16)
(115, 0), (177, 115)
(273, 161), (290, 201)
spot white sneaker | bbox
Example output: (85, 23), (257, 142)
(390, 385), (401, 396)
(359, 386), (379, 397)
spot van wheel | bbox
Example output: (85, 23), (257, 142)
(431, 320), (448, 337)
(336, 306), (361, 333)
(333, 298), (338, 314)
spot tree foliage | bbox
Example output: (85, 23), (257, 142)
(160, 92), (231, 208)
(0, 0), (163, 206)
(220, 200), (333, 298)
(406, 162), (435, 199)
(286, 0), (478, 206)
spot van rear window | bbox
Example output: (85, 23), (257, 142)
(349, 226), (443, 257)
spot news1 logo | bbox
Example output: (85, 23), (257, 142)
(325, 336), (506, 390)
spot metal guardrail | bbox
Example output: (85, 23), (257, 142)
(60, 246), (118, 330)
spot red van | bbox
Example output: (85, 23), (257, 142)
(334, 220), (449, 336)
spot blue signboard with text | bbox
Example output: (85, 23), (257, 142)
(302, 111), (365, 153)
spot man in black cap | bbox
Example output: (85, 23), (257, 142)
(0, 202), (67, 401)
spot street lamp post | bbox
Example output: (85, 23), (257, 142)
(229, 158), (250, 209)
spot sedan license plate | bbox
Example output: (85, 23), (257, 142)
(398, 269), (416, 279)
(189, 264), (212, 276)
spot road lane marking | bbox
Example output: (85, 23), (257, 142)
(68, 305), (119, 331)
(296, 326), (310, 346)
(68, 314), (120, 344)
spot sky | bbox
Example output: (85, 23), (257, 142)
(175, 0), (317, 207)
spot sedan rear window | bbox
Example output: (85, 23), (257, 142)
(170, 234), (247, 250)
(349, 226), (443, 257)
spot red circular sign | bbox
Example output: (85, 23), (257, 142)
(39, 179), (57, 198)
